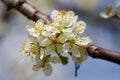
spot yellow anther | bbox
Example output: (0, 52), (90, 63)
(105, 5), (113, 16)
(20, 40), (27, 53)
(29, 43), (39, 54)
(57, 10), (66, 17)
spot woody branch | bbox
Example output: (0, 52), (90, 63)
(1, 0), (120, 64)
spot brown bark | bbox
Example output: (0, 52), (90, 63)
(1, 0), (52, 24)
(88, 45), (120, 64)
(1, 0), (120, 64)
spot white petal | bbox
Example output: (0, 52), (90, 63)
(45, 25), (59, 35)
(79, 47), (88, 61)
(66, 11), (75, 17)
(35, 20), (44, 28)
(63, 43), (70, 53)
(32, 61), (41, 71)
(45, 44), (55, 55)
(42, 31), (51, 36)
(26, 25), (39, 37)
(49, 56), (61, 63)
(76, 37), (92, 47)
(62, 28), (72, 33)
(71, 44), (80, 57)
(100, 5), (116, 18)
(73, 16), (78, 24)
(39, 36), (46, 44)
(26, 25), (33, 32)
(28, 34), (38, 43)
(58, 34), (68, 43)
(51, 10), (58, 19)
(26, 25), (38, 37)
(62, 11), (76, 27)
(45, 25), (54, 31)
(41, 38), (52, 46)
(77, 21), (86, 28)
(61, 20), (72, 27)
(76, 21), (86, 34)
(39, 36), (52, 46)
(71, 54), (82, 64)
(43, 63), (52, 76)
(56, 44), (63, 54)
(40, 48), (45, 60)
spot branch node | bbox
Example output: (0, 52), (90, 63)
(17, 0), (25, 6)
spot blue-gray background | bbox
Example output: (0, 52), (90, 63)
(0, 0), (120, 80)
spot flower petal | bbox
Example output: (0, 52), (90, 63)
(100, 5), (116, 18)
(71, 44), (80, 57)
(49, 56), (61, 63)
(45, 44), (55, 55)
(71, 54), (82, 64)
(43, 63), (52, 76)
(32, 61), (41, 71)
(58, 34), (68, 43)
(40, 48), (45, 60)
(28, 34), (38, 43)
(76, 21), (86, 34)
(26, 25), (39, 37)
(41, 38), (52, 46)
(63, 42), (70, 53)
(56, 44), (64, 54)
(51, 10), (58, 19)
(76, 37), (92, 47)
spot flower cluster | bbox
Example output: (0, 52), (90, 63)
(20, 10), (92, 76)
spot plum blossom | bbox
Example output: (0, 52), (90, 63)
(20, 10), (92, 76)
(100, 0), (120, 19)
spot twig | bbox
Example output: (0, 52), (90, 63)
(75, 62), (80, 77)
(1, 0), (120, 64)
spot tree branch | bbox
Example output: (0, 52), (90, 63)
(88, 45), (120, 64)
(1, 0), (52, 24)
(1, 0), (120, 64)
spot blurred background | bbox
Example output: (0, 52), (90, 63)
(0, 0), (120, 80)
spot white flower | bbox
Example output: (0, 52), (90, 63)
(33, 55), (61, 76)
(26, 25), (39, 37)
(33, 61), (52, 76)
(73, 21), (86, 34)
(100, 5), (116, 18)
(26, 20), (45, 37)
(100, 1), (120, 19)
(76, 37), (92, 47)
(51, 10), (77, 27)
